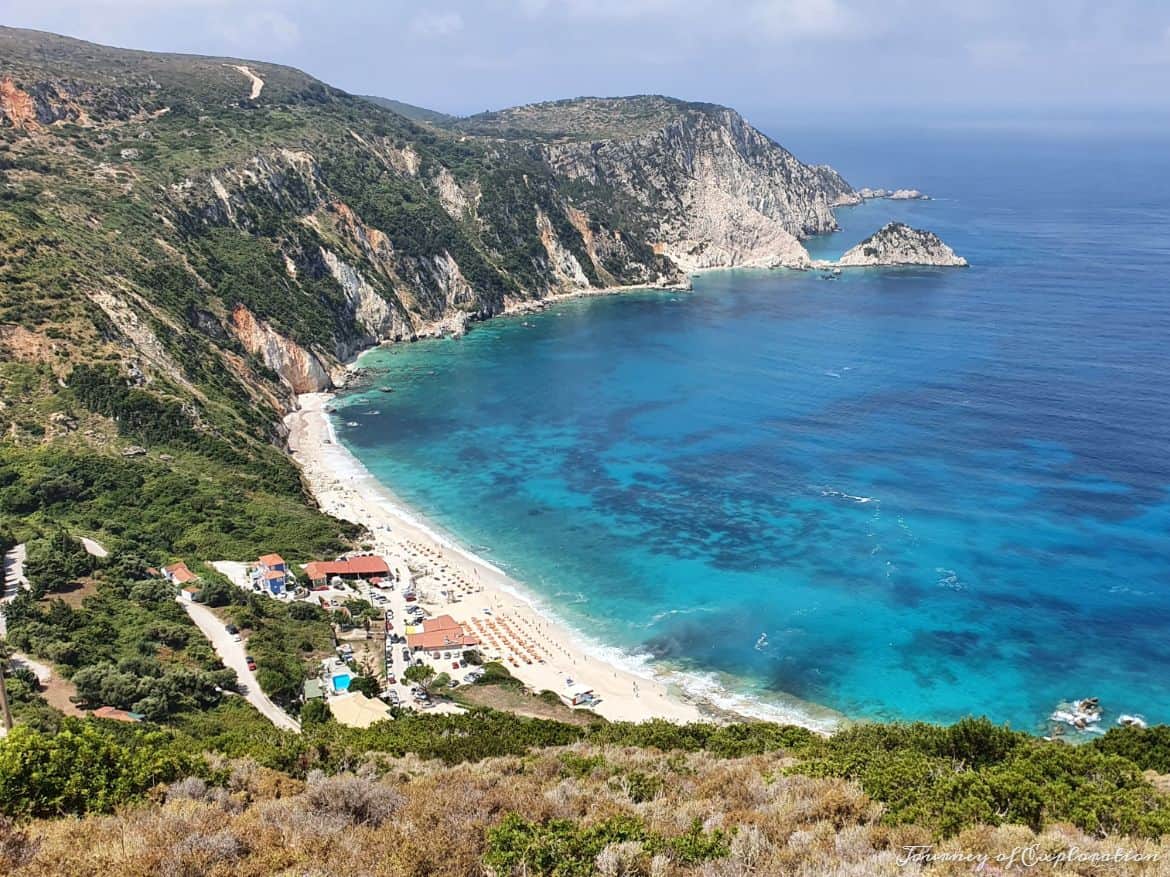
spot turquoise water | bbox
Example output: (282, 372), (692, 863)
(333, 130), (1170, 732)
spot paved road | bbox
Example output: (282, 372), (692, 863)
(179, 599), (301, 732)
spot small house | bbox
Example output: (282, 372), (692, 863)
(251, 553), (293, 595)
(303, 678), (325, 702)
(162, 562), (199, 586)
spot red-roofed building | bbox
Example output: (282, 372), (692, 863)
(406, 614), (479, 653)
(162, 562), (199, 585)
(251, 553), (293, 595)
(303, 555), (391, 586)
(92, 706), (144, 722)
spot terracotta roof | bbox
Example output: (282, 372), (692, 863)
(421, 615), (461, 633)
(163, 562), (199, 584)
(92, 706), (143, 722)
(407, 616), (479, 651)
(407, 629), (479, 651)
(258, 553), (286, 567)
(304, 556), (390, 581)
(263, 569), (288, 580)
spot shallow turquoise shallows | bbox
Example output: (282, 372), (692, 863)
(332, 128), (1170, 732)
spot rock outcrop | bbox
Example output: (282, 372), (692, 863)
(856, 187), (930, 201)
(836, 222), (967, 267)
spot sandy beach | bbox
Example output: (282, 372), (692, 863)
(286, 391), (704, 724)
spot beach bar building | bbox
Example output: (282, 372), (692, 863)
(405, 614), (479, 657)
(303, 555), (391, 587)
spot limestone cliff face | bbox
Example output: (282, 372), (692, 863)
(229, 305), (332, 393)
(836, 222), (967, 267)
(161, 97), (857, 392)
(539, 102), (852, 270)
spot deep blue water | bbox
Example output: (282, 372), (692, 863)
(333, 129), (1170, 732)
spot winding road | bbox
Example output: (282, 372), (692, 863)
(179, 599), (300, 732)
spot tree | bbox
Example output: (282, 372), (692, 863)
(348, 675), (380, 697)
(300, 698), (332, 726)
(24, 530), (95, 598)
(194, 576), (235, 607)
(403, 663), (435, 693)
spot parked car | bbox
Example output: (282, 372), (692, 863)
(385, 674), (396, 685)
(401, 648), (411, 662)
(245, 655), (256, 671)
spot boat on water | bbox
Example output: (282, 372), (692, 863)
(345, 421), (360, 427)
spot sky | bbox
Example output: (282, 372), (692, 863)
(4, 1), (1169, 128)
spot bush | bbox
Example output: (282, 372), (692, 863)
(302, 771), (403, 827)
(484, 813), (649, 877)
(0, 720), (201, 818)
(195, 575), (237, 607)
(484, 813), (731, 876)
(300, 698), (331, 727)
(802, 717), (1170, 838)
(1092, 724), (1170, 773)
(475, 661), (520, 689)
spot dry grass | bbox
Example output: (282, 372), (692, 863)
(7, 746), (1166, 877)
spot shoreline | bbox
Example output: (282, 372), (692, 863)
(286, 277), (849, 733)
(286, 391), (707, 724)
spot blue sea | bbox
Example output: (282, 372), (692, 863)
(332, 127), (1170, 733)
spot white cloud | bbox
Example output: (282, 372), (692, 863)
(750, 0), (858, 38)
(410, 10), (465, 38)
(218, 10), (302, 50)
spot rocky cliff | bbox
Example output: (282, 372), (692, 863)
(0, 30), (865, 427)
(490, 98), (854, 271)
(836, 222), (967, 267)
